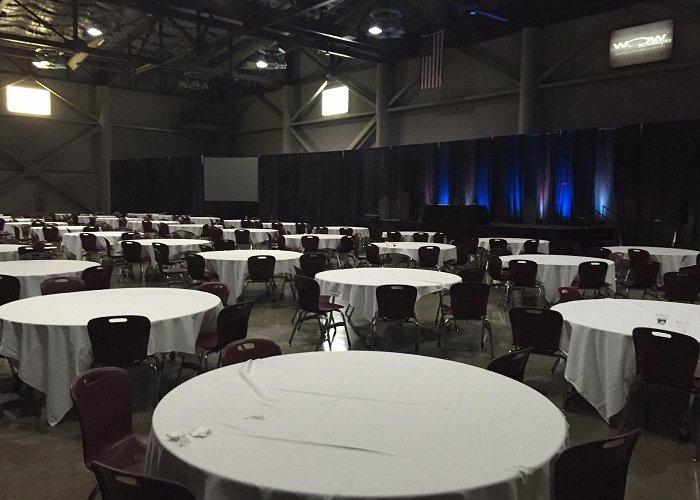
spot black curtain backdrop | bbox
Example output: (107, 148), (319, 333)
(111, 157), (204, 215)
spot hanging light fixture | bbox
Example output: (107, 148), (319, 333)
(367, 8), (405, 38)
(253, 48), (287, 70)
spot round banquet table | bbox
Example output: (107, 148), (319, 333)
(127, 213), (173, 220)
(200, 250), (300, 300)
(163, 223), (220, 237)
(77, 215), (122, 225)
(125, 239), (211, 262)
(604, 246), (699, 281)
(0, 244), (23, 262)
(126, 220), (181, 231)
(373, 242), (457, 266)
(263, 221), (297, 233)
(478, 237), (550, 255)
(0, 259), (98, 298)
(553, 298), (700, 423)
(382, 231), (440, 242)
(499, 255), (615, 304)
(316, 268), (461, 321)
(223, 219), (242, 228)
(31, 225), (86, 240)
(61, 231), (127, 258)
(146, 351), (568, 500)
(283, 233), (344, 250)
(186, 216), (219, 225)
(326, 226), (369, 238)
(221, 228), (276, 246)
(0, 288), (221, 426)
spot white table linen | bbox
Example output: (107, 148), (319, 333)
(187, 217), (219, 225)
(201, 250), (300, 299)
(221, 228), (276, 246)
(0, 288), (221, 425)
(31, 225), (85, 240)
(554, 299), (700, 422)
(146, 351), (568, 500)
(0, 244), (23, 261)
(164, 224), (222, 237)
(382, 231), (441, 242)
(373, 242), (457, 266)
(283, 234), (345, 250)
(126, 239), (211, 262)
(0, 260), (97, 298)
(316, 268), (461, 321)
(61, 231), (127, 258)
(478, 238), (550, 254)
(263, 222), (297, 233)
(223, 219), (242, 229)
(500, 255), (615, 304)
(77, 215), (125, 225)
(326, 226), (369, 237)
(604, 246), (699, 280)
(127, 213), (173, 220)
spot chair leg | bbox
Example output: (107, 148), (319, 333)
(86, 482), (99, 500)
(483, 318), (494, 359)
(618, 380), (641, 431)
(413, 320), (421, 354)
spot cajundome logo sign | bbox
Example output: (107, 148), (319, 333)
(609, 20), (674, 68)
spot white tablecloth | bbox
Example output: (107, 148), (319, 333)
(263, 222), (297, 233)
(221, 228), (276, 246)
(373, 242), (457, 266)
(500, 255), (615, 304)
(284, 234), (344, 250)
(61, 231), (127, 258)
(201, 250), (300, 299)
(127, 213), (173, 220)
(478, 238), (550, 255)
(554, 299), (700, 422)
(316, 268), (461, 321)
(0, 288), (221, 425)
(0, 260), (98, 298)
(186, 217), (219, 225)
(382, 231), (440, 242)
(604, 246), (699, 280)
(146, 351), (567, 500)
(31, 225), (85, 240)
(326, 226), (369, 238)
(77, 215), (123, 225)
(0, 244), (22, 262)
(223, 219), (242, 229)
(126, 239), (211, 262)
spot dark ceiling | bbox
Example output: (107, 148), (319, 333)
(0, 0), (650, 97)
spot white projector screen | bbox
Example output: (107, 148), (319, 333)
(203, 157), (259, 202)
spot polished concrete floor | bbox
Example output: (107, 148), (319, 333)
(1, 271), (699, 499)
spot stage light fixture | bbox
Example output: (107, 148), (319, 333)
(367, 8), (405, 39)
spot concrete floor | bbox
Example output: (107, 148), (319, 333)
(1, 271), (699, 499)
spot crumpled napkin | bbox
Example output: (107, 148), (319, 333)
(166, 426), (213, 447)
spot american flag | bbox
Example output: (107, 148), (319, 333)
(420, 30), (444, 90)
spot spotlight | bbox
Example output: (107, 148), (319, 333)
(86, 27), (103, 37)
(255, 59), (268, 69)
(368, 25), (383, 35)
(367, 8), (405, 39)
(253, 48), (287, 70)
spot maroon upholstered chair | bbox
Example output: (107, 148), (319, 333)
(557, 286), (582, 303)
(509, 307), (565, 374)
(197, 282), (230, 306)
(82, 265), (113, 290)
(371, 284), (419, 352)
(289, 276), (349, 350)
(576, 260), (612, 298)
(185, 253), (217, 286)
(438, 282), (492, 358)
(416, 245), (440, 270)
(486, 347), (533, 383)
(220, 338), (282, 367)
(242, 255), (277, 302)
(301, 235), (320, 253)
(92, 461), (196, 500)
(40, 276), (86, 295)
(412, 232), (429, 242)
(662, 272), (699, 303)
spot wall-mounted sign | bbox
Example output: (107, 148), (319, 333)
(609, 19), (673, 68)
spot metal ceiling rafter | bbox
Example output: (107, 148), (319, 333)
(12, 0), (71, 42)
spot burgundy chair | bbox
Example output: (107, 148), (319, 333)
(152, 242), (187, 285)
(680, 264), (700, 275)
(234, 229), (252, 249)
(489, 238), (508, 253)
(457, 267), (485, 282)
(433, 232), (447, 244)
(336, 235), (355, 268)
(210, 226), (224, 241)
(70, 367), (148, 500)
(552, 428), (642, 500)
(509, 307), (566, 374)
(412, 232), (429, 242)
(557, 286), (583, 303)
(315, 226), (329, 234)
(19, 250), (54, 260)
(220, 338), (282, 367)
(141, 220), (155, 233)
(584, 247), (612, 259)
(289, 276), (349, 350)
(42, 225), (61, 245)
(506, 259), (544, 309)
(386, 231), (402, 242)
(443, 238), (480, 271)
(185, 253), (218, 286)
(338, 227), (353, 236)
(438, 282), (493, 358)
(299, 252), (327, 278)
(576, 260), (612, 298)
(301, 235), (320, 253)
(80, 233), (106, 261)
(82, 265), (113, 290)
(92, 461), (196, 500)
(621, 261), (660, 299)
(522, 239), (540, 254)
(295, 222), (306, 234)
(487, 253), (510, 308)
(486, 347), (533, 383)
(242, 255), (277, 302)
(40, 276), (86, 295)
(416, 245), (440, 270)
(371, 284), (419, 352)
(197, 282), (230, 306)
(157, 223), (171, 238)
(120, 241), (149, 282)
(662, 272), (699, 303)
(0, 275), (20, 392)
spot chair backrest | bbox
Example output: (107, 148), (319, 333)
(630, 261), (660, 288)
(486, 253), (504, 281)
(80, 232), (100, 251)
(220, 338), (282, 367)
(680, 264), (700, 275)
(386, 231), (402, 242)
(179, 215), (191, 224)
(557, 286), (582, 303)
(366, 244), (380, 265)
(40, 276), (86, 295)
(0, 274), (20, 305)
(508, 259), (538, 287)
(277, 234), (287, 251)
(457, 267), (485, 282)
(552, 428), (642, 500)
(82, 265), (113, 290)
(158, 223), (170, 237)
(120, 241), (143, 263)
(627, 248), (650, 267)
(142, 220), (154, 232)
(92, 461), (196, 500)
(117, 218), (128, 229)
(316, 226), (329, 234)
(299, 252), (327, 278)
(418, 245), (440, 268)
(337, 235), (354, 253)
(433, 232), (446, 244)
(213, 239), (235, 251)
(376, 284), (417, 320)
(216, 301), (254, 348)
(295, 275), (322, 313)
(198, 282), (229, 306)
(20, 250), (54, 260)
(522, 239), (539, 254)
(172, 230), (197, 239)
(486, 347), (533, 382)
(448, 282), (490, 319)
(585, 247), (612, 259)
(70, 367), (135, 470)
(121, 232), (137, 241)
(83, 226), (100, 232)
(412, 232), (429, 242)
(577, 261), (609, 288)
(661, 272), (699, 302)
(489, 238), (508, 251)
(88, 315), (151, 367)
(42, 226), (61, 242)
(17, 246), (34, 257)
(186, 254), (208, 280)
(247, 255), (276, 280)
(301, 235), (319, 252)
(632, 327), (699, 389)
(208, 225), (223, 241)
(509, 307), (563, 354)
(338, 227), (353, 236)
(198, 244), (214, 252)
(152, 242), (171, 266)
(234, 229), (251, 244)
(271, 222), (284, 233)
(295, 222), (306, 234)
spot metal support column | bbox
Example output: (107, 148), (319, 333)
(96, 86), (112, 212)
(282, 84), (299, 154)
(518, 27), (543, 134)
(376, 62), (391, 147)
